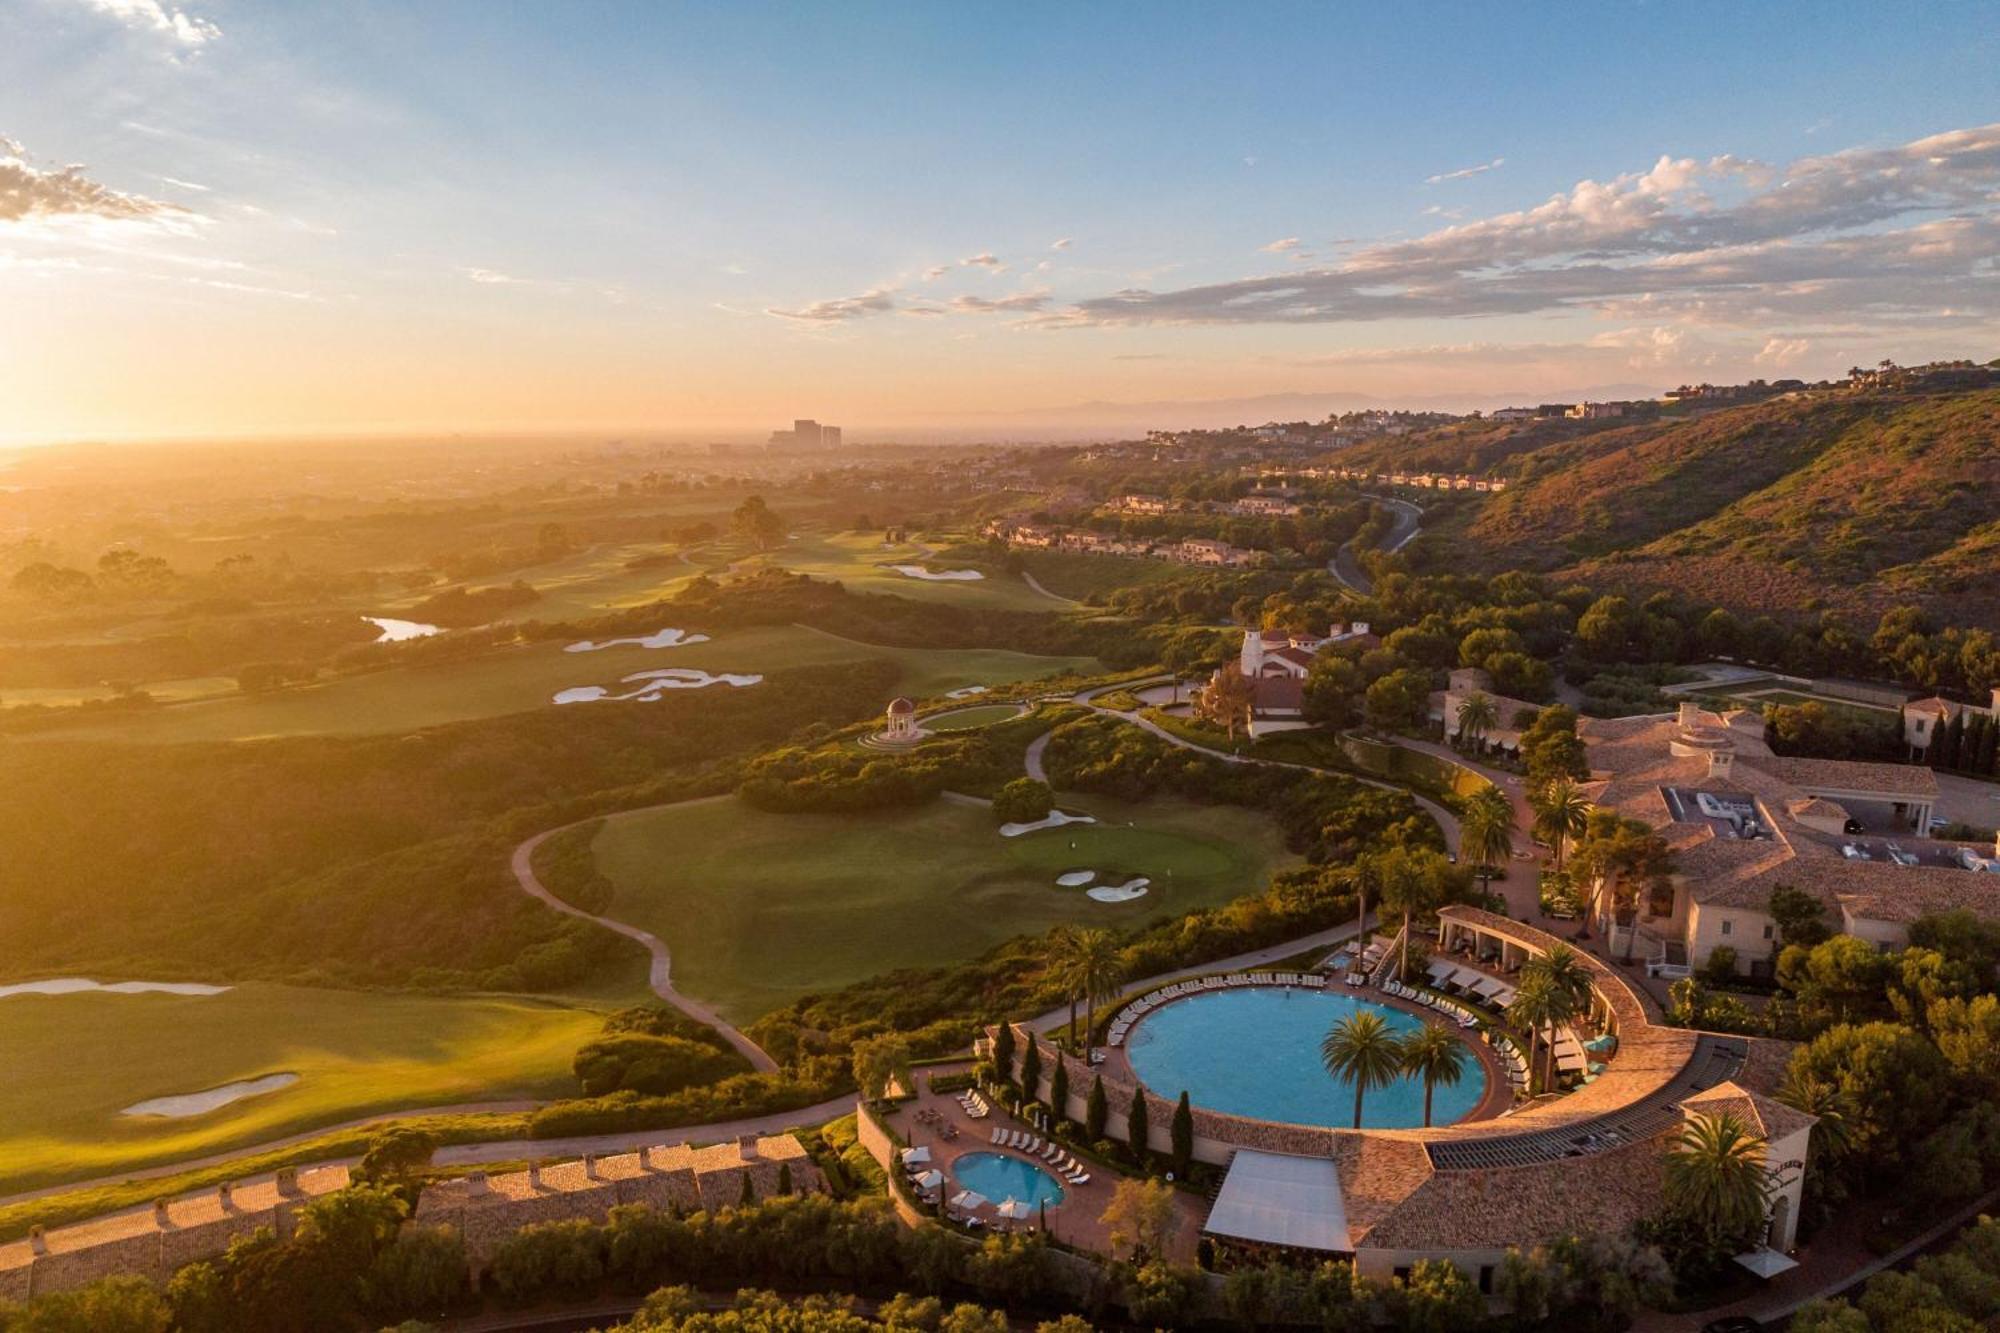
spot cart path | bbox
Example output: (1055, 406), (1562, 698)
(510, 823), (780, 1073)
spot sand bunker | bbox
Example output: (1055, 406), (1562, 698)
(945, 685), (990, 699)
(999, 810), (1097, 838)
(889, 565), (985, 582)
(564, 627), (710, 653)
(1087, 878), (1151, 903)
(123, 1073), (298, 1119)
(1055, 870), (1097, 887)
(0, 978), (230, 1000)
(554, 668), (762, 705)
(364, 616), (443, 643)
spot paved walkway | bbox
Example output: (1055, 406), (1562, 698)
(1020, 570), (1080, 605)
(1069, 687), (1462, 857)
(510, 822), (780, 1073)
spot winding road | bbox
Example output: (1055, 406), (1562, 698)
(510, 823), (779, 1074)
(1330, 493), (1424, 595)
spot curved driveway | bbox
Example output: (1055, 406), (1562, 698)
(1330, 493), (1424, 595)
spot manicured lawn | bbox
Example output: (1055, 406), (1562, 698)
(590, 792), (1301, 1020)
(0, 984), (604, 1194)
(922, 703), (1024, 730)
(29, 624), (1096, 743)
(1014, 550), (1194, 600)
(734, 531), (1059, 612)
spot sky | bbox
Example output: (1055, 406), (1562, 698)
(2, 0), (1997, 444)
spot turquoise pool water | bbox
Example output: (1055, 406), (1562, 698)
(951, 1151), (1066, 1207)
(1124, 987), (1485, 1129)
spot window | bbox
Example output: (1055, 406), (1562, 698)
(1479, 1265), (1495, 1295)
(1721, 919), (1733, 936)
(1763, 923), (1774, 940)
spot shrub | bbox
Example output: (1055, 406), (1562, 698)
(992, 778), (1055, 825)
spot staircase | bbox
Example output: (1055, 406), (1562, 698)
(1370, 922), (1408, 987)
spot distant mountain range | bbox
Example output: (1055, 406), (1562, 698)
(856, 384), (1667, 440)
(1352, 383), (2000, 624)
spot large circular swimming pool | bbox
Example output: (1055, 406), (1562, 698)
(951, 1152), (1066, 1207)
(1124, 987), (1486, 1129)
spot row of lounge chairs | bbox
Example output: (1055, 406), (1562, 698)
(1380, 979), (1482, 1029)
(1105, 971), (1328, 1047)
(991, 1127), (1091, 1185)
(957, 1089), (991, 1119)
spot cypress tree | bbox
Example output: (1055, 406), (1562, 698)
(1940, 713), (1966, 770)
(1050, 1060), (1069, 1118)
(777, 1163), (793, 1196)
(1978, 715), (2000, 778)
(1126, 1089), (1151, 1160)
(1020, 1038), (1042, 1102)
(1170, 1091), (1194, 1176)
(1086, 1075), (1108, 1141)
(1964, 713), (1993, 777)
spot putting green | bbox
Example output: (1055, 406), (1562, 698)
(732, 531), (1058, 612)
(0, 983), (604, 1194)
(27, 625), (1097, 743)
(591, 792), (1300, 1020)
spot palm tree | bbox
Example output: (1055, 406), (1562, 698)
(1049, 925), (1084, 1044)
(1455, 692), (1498, 752)
(1374, 846), (1454, 983)
(1506, 975), (1561, 1096)
(1516, 944), (1591, 1092)
(1461, 787), (1516, 892)
(1399, 1023), (1470, 1128)
(1069, 929), (1124, 1059)
(1320, 1011), (1407, 1129)
(1531, 777), (1590, 871)
(1664, 1112), (1772, 1248)
(1777, 1073), (1853, 1172)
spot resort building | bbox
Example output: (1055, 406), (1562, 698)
(1437, 667), (1542, 753)
(1577, 703), (1996, 978)
(998, 908), (1811, 1282)
(1226, 623), (1377, 730)
(1902, 688), (2000, 759)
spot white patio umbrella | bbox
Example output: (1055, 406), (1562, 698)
(994, 1197), (1031, 1220)
(900, 1145), (931, 1166)
(949, 1189), (988, 1211)
(914, 1169), (944, 1191)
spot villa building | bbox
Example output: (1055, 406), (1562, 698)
(1227, 623), (1377, 730)
(1577, 702), (1998, 978)
(1902, 688), (2000, 759)
(1437, 667), (1542, 753)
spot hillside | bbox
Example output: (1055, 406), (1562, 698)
(1392, 384), (2000, 623)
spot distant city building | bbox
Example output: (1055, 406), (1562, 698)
(768, 418), (843, 447)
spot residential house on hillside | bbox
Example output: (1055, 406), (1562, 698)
(1902, 689), (2000, 759)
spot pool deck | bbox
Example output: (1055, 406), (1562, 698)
(1095, 979), (1514, 1129)
(878, 1079), (1205, 1262)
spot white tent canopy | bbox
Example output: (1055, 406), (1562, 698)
(949, 1190), (988, 1211)
(1203, 1149), (1351, 1253)
(901, 1146), (931, 1166)
(1734, 1248), (1799, 1278)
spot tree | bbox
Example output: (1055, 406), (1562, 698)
(1049, 1059), (1068, 1116)
(1769, 884), (1833, 951)
(362, 1225), (466, 1321)
(1170, 1091), (1194, 1176)
(1454, 692), (1498, 751)
(730, 495), (787, 550)
(2, 1275), (171, 1332)
(1531, 777), (1590, 870)
(1370, 845), (1458, 981)
(1365, 668), (1433, 732)
(992, 778), (1054, 825)
(1520, 705), (1590, 785)
(1126, 1089), (1151, 1159)
(1195, 666), (1257, 740)
(1514, 945), (1590, 1094)
(354, 1127), (437, 1192)
(1663, 1112), (1772, 1252)
(1085, 1075), (1109, 1141)
(1066, 928), (1124, 1060)
(1320, 1010), (1406, 1128)
(1460, 787), (1515, 892)
(1399, 1023), (1470, 1128)
(1786, 1021), (1951, 1180)
(991, 1023), (1016, 1085)
(1019, 1037), (1042, 1102)
(1385, 1258), (1484, 1333)
(1100, 1177), (1178, 1261)
(1302, 653), (1366, 729)
(852, 1033), (913, 1102)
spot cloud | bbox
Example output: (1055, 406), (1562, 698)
(1426, 156), (1505, 184)
(73, 0), (220, 47)
(1260, 236), (1301, 253)
(1051, 237), (1072, 250)
(1755, 336), (1812, 367)
(158, 175), (209, 192)
(460, 267), (526, 285)
(1037, 124), (2000, 334)
(766, 287), (898, 322)
(960, 251), (1003, 269)
(0, 137), (182, 224)
(948, 290), (1050, 314)
(922, 264), (952, 281)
